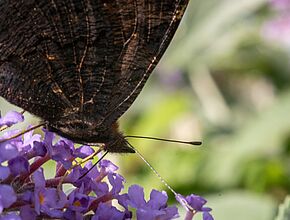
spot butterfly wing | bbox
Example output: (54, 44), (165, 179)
(98, 0), (189, 126)
(0, 0), (189, 127)
(0, 0), (121, 122)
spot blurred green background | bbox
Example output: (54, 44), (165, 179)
(1, 0), (290, 219)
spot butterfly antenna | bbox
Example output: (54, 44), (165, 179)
(0, 122), (47, 143)
(126, 141), (195, 212)
(125, 135), (202, 146)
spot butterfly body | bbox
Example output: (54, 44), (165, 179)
(0, 0), (189, 152)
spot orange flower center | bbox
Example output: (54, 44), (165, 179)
(73, 200), (81, 207)
(39, 193), (45, 205)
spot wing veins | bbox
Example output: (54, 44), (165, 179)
(101, 0), (188, 124)
(34, 2), (75, 108)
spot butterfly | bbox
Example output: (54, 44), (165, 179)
(0, 0), (189, 153)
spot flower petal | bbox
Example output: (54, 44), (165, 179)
(0, 111), (24, 127)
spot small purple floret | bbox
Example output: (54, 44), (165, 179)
(0, 185), (17, 213)
(0, 142), (19, 163)
(0, 111), (24, 127)
(8, 156), (30, 176)
(176, 194), (214, 220)
(74, 145), (95, 159)
(93, 203), (125, 220)
(126, 185), (179, 220)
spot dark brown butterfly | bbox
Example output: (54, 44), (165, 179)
(0, 0), (189, 153)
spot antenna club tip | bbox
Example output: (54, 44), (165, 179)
(190, 141), (202, 146)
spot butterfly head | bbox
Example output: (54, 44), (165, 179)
(48, 119), (135, 153)
(101, 122), (135, 153)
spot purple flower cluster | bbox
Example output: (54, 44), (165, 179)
(263, 0), (290, 48)
(0, 111), (214, 220)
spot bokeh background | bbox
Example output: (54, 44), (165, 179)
(1, 0), (290, 219)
